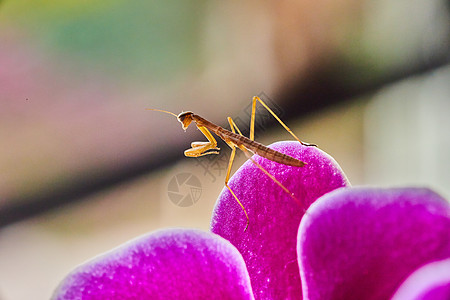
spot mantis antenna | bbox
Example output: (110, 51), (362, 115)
(146, 108), (178, 118)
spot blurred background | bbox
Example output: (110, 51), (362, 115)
(0, 0), (449, 299)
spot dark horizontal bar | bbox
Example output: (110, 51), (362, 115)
(1, 53), (449, 228)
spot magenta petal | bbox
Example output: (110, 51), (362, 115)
(211, 141), (349, 299)
(53, 229), (254, 300)
(392, 258), (450, 300)
(298, 187), (450, 300)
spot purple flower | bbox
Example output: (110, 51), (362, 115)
(53, 229), (254, 300)
(53, 142), (450, 299)
(211, 141), (350, 299)
(391, 258), (450, 300)
(298, 187), (450, 300)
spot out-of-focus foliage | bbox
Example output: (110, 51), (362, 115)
(1, 0), (206, 81)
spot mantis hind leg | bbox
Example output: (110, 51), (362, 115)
(225, 116), (306, 231)
(238, 144), (307, 212)
(229, 115), (302, 206)
(251, 96), (316, 146)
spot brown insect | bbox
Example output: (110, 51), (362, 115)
(148, 96), (315, 230)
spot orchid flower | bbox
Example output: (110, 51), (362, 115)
(53, 142), (450, 299)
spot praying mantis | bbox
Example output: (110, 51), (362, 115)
(148, 96), (315, 230)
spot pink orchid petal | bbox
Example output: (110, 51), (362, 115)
(53, 229), (254, 300)
(298, 187), (450, 300)
(392, 258), (450, 300)
(211, 141), (349, 299)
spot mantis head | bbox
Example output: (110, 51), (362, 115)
(177, 111), (194, 130)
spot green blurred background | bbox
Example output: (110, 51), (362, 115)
(0, 0), (449, 299)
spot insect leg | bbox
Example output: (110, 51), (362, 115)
(252, 96), (316, 146)
(225, 117), (250, 230)
(227, 117), (243, 136)
(250, 98), (256, 141)
(184, 126), (220, 157)
(238, 144), (307, 212)
(224, 145), (250, 231)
